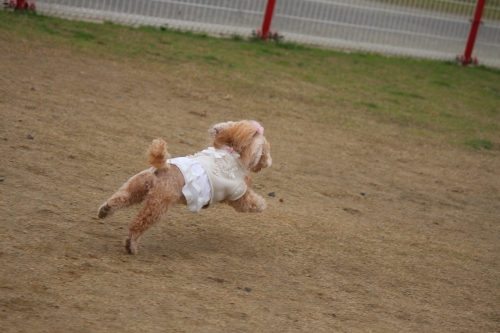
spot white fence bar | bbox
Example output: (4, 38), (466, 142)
(30, 0), (500, 68)
(271, 0), (500, 68)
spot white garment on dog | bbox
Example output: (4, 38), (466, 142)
(168, 147), (247, 213)
(168, 157), (212, 213)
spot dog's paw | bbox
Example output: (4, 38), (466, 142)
(98, 202), (111, 219)
(247, 194), (267, 213)
(255, 199), (267, 212)
(125, 238), (138, 255)
(250, 199), (267, 213)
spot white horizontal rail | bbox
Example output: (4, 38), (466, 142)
(437, 0), (500, 11)
(302, 0), (471, 23)
(274, 13), (468, 42)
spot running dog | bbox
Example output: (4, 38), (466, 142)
(97, 120), (272, 254)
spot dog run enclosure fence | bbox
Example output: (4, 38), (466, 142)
(29, 0), (500, 68)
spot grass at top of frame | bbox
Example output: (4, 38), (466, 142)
(1, 10), (499, 151)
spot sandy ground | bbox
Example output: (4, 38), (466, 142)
(1, 38), (499, 333)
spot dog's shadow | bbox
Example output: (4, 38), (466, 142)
(137, 209), (268, 259)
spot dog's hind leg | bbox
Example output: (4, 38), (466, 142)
(98, 169), (154, 219)
(125, 173), (184, 255)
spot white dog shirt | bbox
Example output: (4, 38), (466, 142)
(168, 147), (247, 212)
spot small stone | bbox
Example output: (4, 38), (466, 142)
(268, 192), (275, 197)
(31, 87), (35, 91)
(279, 198), (284, 203)
(360, 192), (365, 196)
(207, 275), (213, 279)
(118, 226), (123, 229)
(187, 142), (193, 146)
(27, 134), (34, 140)
(0, 178), (4, 182)
(244, 287), (252, 292)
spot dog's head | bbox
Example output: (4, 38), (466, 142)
(209, 120), (272, 173)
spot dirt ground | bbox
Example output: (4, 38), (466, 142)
(1, 38), (499, 333)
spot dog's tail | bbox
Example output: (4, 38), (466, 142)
(148, 138), (170, 170)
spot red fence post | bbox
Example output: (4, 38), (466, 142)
(461, 0), (487, 66)
(261, 0), (277, 41)
(16, 0), (26, 10)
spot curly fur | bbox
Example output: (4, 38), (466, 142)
(148, 138), (170, 171)
(98, 120), (272, 255)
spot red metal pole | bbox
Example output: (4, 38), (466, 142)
(261, 0), (277, 41)
(16, 0), (27, 10)
(461, 0), (487, 66)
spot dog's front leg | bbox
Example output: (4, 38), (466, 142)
(225, 188), (267, 213)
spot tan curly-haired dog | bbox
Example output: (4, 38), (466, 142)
(97, 120), (272, 254)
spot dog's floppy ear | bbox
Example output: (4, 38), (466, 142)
(209, 121), (234, 138)
(250, 138), (272, 173)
